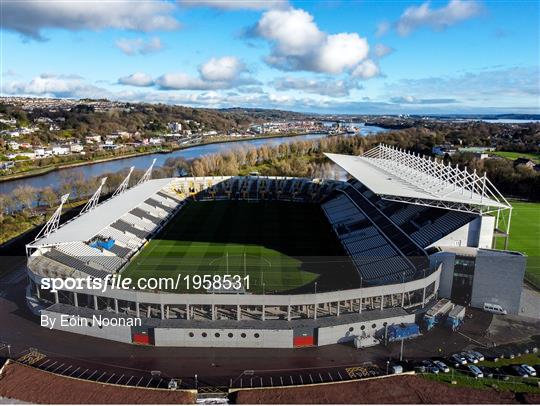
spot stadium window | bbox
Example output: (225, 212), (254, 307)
(348, 327), (354, 332)
(215, 333), (220, 338)
(371, 323), (377, 329)
(383, 322), (388, 327)
(241, 333), (246, 338)
(189, 332), (194, 337)
(360, 325), (365, 330)
(228, 333), (233, 338)
(202, 332), (207, 338)
(254, 333), (260, 338)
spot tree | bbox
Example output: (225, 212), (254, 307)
(40, 187), (59, 209)
(12, 185), (37, 213)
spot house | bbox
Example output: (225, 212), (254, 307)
(432, 144), (457, 157)
(7, 141), (20, 150)
(168, 122), (182, 133)
(149, 137), (163, 145)
(85, 135), (102, 144)
(70, 144), (84, 153)
(0, 161), (15, 170)
(52, 146), (69, 155)
(514, 158), (536, 169)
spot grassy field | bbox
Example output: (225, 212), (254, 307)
(496, 201), (540, 289)
(490, 151), (540, 163)
(122, 200), (358, 294)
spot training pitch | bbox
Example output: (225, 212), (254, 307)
(121, 200), (358, 294)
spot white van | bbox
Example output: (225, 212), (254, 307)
(483, 303), (507, 315)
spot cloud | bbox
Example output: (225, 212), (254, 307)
(351, 60), (380, 79)
(199, 57), (245, 82)
(389, 96), (458, 104)
(271, 76), (362, 97)
(252, 7), (369, 75)
(118, 73), (155, 87)
(375, 21), (390, 37)
(154, 73), (222, 90)
(1, 0), (180, 40)
(2, 74), (110, 98)
(116, 37), (164, 55)
(373, 44), (394, 58)
(396, 0), (482, 36)
(2, 69), (18, 77)
(177, 0), (288, 10)
(389, 67), (540, 100)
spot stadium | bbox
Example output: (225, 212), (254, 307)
(24, 144), (526, 348)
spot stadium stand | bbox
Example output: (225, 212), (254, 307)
(43, 249), (110, 279)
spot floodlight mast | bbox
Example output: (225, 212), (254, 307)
(113, 166), (134, 197)
(28, 193), (70, 255)
(80, 177), (107, 214)
(137, 158), (156, 185)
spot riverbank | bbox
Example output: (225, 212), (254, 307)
(0, 131), (316, 183)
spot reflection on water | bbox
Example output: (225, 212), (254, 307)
(0, 125), (387, 194)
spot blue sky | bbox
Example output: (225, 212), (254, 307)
(1, 0), (538, 114)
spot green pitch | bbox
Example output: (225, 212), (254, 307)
(496, 201), (540, 290)
(121, 200), (358, 293)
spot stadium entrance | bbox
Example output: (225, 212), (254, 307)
(450, 256), (475, 306)
(293, 327), (317, 347)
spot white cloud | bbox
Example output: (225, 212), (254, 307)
(373, 44), (394, 58)
(1, 1), (180, 40)
(154, 73), (216, 90)
(177, 0), (288, 10)
(3, 74), (109, 98)
(253, 7), (370, 75)
(116, 37), (164, 55)
(351, 60), (380, 79)
(118, 73), (155, 87)
(256, 8), (324, 56)
(271, 76), (362, 97)
(316, 33), (369, 74)
(199, 57), (245, 82)
(396, 0), (482, 36)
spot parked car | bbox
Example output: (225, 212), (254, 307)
(468, 350), (485, 361)
(521, 364), (537, 377)
(510, 365), (529, 378)
(432, 360), (450, 373)
(492, 367), (510, 381)
(498, 348), (515, 359)
(461, 352), (479, 364)
(450, 354), (467, 366)
(421, 360), (439, 374)
(478, 366), (494, 378)
(467, 364), (484, 378)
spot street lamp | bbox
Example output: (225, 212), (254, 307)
(386, 360), (390, 375)
(314, 282), (317, 294)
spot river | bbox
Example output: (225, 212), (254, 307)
(0, 124), (388, 195)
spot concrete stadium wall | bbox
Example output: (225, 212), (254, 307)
(471, 250), (526, 315)
(40, 309), (133, 344)
(154, 328), (293, 348)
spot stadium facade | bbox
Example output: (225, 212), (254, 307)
(25, 145), (526, 348)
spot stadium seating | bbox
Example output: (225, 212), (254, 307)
(57, 242), (125, 273)
(43, 249), (111, 279)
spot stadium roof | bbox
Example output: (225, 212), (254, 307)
(31, 178), (172, 247)
(325, 144), (511, 212)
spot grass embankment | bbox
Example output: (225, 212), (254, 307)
(495, 201), (540, 289)
(424, 354), (540, 394)
(491, 151), (540, 163)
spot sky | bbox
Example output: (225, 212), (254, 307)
(1, 0), (539, 114)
